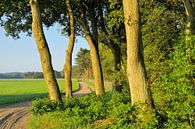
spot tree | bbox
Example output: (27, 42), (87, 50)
(0, 0), (66, 101)
(64, 0), (75, 98)
(98, 0), (126, 92)
(75, 48), (92, 79)
(29, 0), (61, 101)
(123, 0), (153, 118)
(78, 0), (105, 96)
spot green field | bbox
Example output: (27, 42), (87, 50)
(0, 79), (79, 105)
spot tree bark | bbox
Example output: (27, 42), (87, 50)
(64, 0), (75, 98)
(123, 0), (153, 115)
(29, 0), (61, 101)
(183, 0), (195, 35)
(79, 1), (105, 96)
(85, 35), (105, 96)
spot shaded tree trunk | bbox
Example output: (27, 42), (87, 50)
(123, 0), (153, 116)
(98, 4), (123, 92)
(111, 43), (122, 92)
(30, 0), (61, 101)
(64, 0), (75, 98)
(183, 0), (195, 35)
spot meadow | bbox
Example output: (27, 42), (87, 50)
(0, 79), (79, 105)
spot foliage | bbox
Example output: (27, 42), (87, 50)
(139, 0), (182, 83)
(74, 48), (92, 79)
(152, 34), (195, 128)
(0, 0), (66, 38)
(1, 0), (195, 128)
(30, 91), (163, 129)
(99, 44), (114, 81)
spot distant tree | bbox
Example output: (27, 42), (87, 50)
(54, 71), (62, 78)
(75, 48), (92, 79)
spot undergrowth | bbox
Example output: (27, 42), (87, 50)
(29, 91), (160, 129)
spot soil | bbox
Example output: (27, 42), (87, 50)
(0, 82), (93, 129)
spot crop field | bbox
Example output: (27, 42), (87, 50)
(0, 79), (79, 105)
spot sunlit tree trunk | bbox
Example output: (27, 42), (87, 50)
(64, 0), (75, 98)
(85, 35), (105, 96)
(30, 0), (61, 101)
(123, 0), (153, 117)
(79, 1), (105, 96)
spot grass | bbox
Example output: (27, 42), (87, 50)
(0, 79), (79, 105)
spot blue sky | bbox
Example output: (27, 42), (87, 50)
(0, 24), (89, 73)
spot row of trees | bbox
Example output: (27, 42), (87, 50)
(0, 0), (194, 120)
(0, 71), (62, 79)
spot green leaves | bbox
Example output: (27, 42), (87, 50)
(152, 33), (195, 128)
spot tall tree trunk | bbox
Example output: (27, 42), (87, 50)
(79, 1), (105, 96)
(123, 0), (153, 116)
(64, 0), (75, 98)
(85, 35), (105, 96)
(30, 0), (61, 101)
(183, 0), (195, 35)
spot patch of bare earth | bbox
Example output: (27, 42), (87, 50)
(0, 102), (31, 129)
(73, 82), (94, 97)
(0, 82), (93, 129)
(91, 117), (114, 127)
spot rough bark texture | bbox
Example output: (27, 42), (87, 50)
(85, 35), (105, 96)
(64, 0), (75, 98)
(30, 0), (61, 101)
(123, 0), (153, 113)
(183, 0), (195, 35)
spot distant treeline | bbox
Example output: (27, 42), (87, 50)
(0, 71), (63, 79)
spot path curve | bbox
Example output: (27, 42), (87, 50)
(0, 82), (93, 129)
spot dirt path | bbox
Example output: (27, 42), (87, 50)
(0, 102), (31, 129)
(0, 82), (93, 129)
(73, 82), (94, 97)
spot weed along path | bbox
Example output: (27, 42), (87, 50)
(0, 82), (93, 129)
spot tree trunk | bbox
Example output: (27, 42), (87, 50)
(183, 0), (195, 35)
(111, 44), (122, 92)
(64, 0), (75, 98)
(123, 0), (153, 116)
(79, 1), (105, 96)
(85, 35), (105, 96)
(30, 0), (61, 101)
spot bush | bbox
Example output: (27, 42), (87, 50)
(30, 91), (163, 129)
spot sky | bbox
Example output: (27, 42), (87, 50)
(0, 24), (89, 73)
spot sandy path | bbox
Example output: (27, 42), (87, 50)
(0, 102), (31, 129)
(0, 82), (92, 129)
